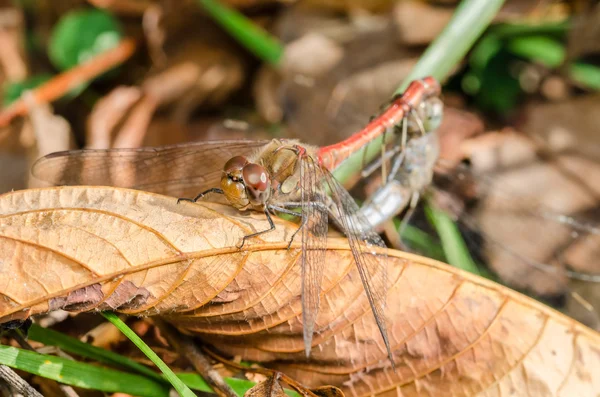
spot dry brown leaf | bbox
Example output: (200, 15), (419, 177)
(0, 132), (28, 194)
(260, 5), (419, 146)
(244, 376), (287, 397)
(0, 7), (28, 84)
(86, 86), (143, 149)
(86, 0), (154, 15)
(567, 2), (600, 61)
(299, 0), (394, 12)
(523, 95), (600, 159)
(311, 385), (345, 397)
(0, 186), (599, 395)
(392, 1), (453, 46)
(459, 130), (600, 323)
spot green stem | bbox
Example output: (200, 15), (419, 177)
(101, 312), (196, 397)
(196, 0), (283, 65)
(424, 202), (480, 275)
(334, 0), (506, 184)
(197, 0), (506, 276)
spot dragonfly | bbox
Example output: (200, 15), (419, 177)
(359, 95), (443, 232)
(355, 95), (600, 327)
(32, 77), (441, 363)
(262, 6), (600, 321)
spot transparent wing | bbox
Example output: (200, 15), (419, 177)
(436, 160), (600, 281)
(32, 140), (269, 198)
(298, 154), (328, 356)
(425, 159), (600, 326)
(320, 166), (394, 363)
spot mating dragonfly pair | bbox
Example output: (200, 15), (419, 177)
(33, 77), (442, 364)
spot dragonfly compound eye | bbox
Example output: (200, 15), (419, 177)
(224, 156), (249, 174)
(242, 163), (271, 204)
(221, 176), (249, 209)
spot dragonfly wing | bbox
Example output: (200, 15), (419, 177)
(298, 155), (328, 356)
(321, 167), (393, 363)
(32, 140), (269, 198)
(436, 160), (600, 283)
(427, 159), (600, 326)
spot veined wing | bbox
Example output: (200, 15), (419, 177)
(32, 140), (270, 198)
(321, 166), (394, 365)
(297, 154), (328, 357)
(426, 158), (600, 326)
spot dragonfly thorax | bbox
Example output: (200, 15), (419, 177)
(221, 156), (271, 210)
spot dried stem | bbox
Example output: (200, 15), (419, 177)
(0, 364), (43, 397)
(0, 38), (136, 127)
(202, 347), (319, 397)
(11, 331), (80, 397)
(152, 319), (238, 397)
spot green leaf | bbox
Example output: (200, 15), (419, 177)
(101, 312), (196, 397)
(472, 49), (523, 115)
(0, 344), (169, 397)
(196, 0), (283, 65)
(468, 33), (502, 73)
(506, 35), (600, 91)
(490, 20), (569, 38)
(3, 74), (52, 106)
(507, 35), (565, 68)
(48, 9), (123, 71)
(570, 62), (600, 90)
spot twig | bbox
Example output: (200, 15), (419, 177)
(0, 364), (43, 397)
(152, 319), (238, 397)
(12, 331), (80, 397)
(202, 348), (319, 397)
(0, 38), (136, 127)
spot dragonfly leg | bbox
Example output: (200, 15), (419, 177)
(273, 201), (333, 249)
(177, 188), (224, 204)
(397, 191), (421, 249)
(237, 209), (276, 249)
(410, 108), (426, 136)
(387, 149), (406, 183)
(270, 203), (306, 250)
(361, 145), (403, 179)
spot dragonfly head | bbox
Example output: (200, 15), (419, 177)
(221, 156), (271, 209)
(422, 97), (444, 133)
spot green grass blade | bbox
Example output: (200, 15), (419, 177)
(333, 0), (506, 184)
(196, 0), (283, 65)
(0, 344), (169, 397)
(193, 0), (508, 275)
(397, 222), (447, 262)
(102, 312), (196, 397)
(424, 202), (480, 275)
(394, 0), (505, 94)
(30, 323), (282, 395)
(28, 323), (164, 381)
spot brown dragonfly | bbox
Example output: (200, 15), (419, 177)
(32, 77), (442, 363)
